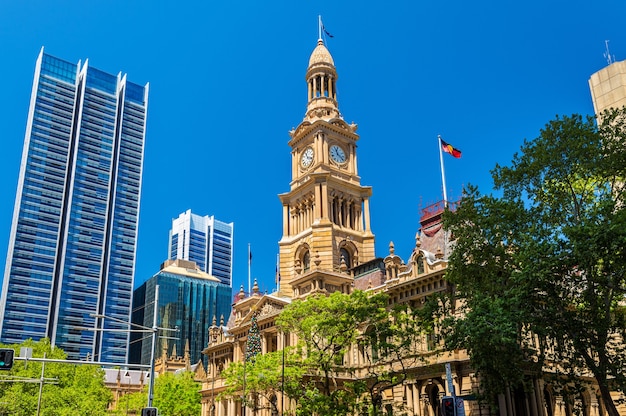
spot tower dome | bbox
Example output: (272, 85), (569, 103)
(308, 39), (335, 67)
(304, 39), (340, 121)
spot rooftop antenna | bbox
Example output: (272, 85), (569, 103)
(604, 40), (615, 65)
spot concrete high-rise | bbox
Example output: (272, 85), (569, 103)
(0, 49), (148, 364)
(589, 59), (626, 114)
(168, 210), (234, 287)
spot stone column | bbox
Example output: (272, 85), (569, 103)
(363, 198), (371, 231)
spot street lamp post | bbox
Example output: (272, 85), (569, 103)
(91, 284), (175, 410)
(147, 285), (159, 408)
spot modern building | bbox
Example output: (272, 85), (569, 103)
(589, 58), (626, 114)
(0, 48), (148, 364)
(129, 259), (231, 367)
(169, 209), (234, 287)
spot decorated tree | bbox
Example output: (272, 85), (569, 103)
(246, 313), (262, 362)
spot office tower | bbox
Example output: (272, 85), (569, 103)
(589, 59), (626, 114)
(168, 210), (234, 287)
(128, 259), (232, 366)
(0, 49), (148, 364)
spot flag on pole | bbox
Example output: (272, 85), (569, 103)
(322, 24), (334, 38)
(441, 139), (462, 158)
(319, 15), (334, 39)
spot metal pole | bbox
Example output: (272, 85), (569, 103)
(438, 135), (449, 208)
(242, 356), (246, 416)
(36, 353), (46, 416)
(281, 332), (285, 416)
(211, 349), (216, 416)
(147, 285), (159, 407)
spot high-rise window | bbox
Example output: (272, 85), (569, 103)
(0, 49), (148, 364)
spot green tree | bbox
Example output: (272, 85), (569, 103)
(275, 290), (411, 416)
(153, 371), (201, 416)
(245, 314), (262, 361)
(440, 108), (626, 415)
(115, 371), (201, 416)
(114, 388), (147, 416)
(219, 348), (305, 415)
(0, 338), (112, 416)
(358, 302), (426, 416)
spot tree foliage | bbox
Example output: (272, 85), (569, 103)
(219, 348), (306, 415)
(0, 338), (112, 416)
(114, 371), (201, 416)
(440, 108), (626, 415)
(273, 290), (421, 416)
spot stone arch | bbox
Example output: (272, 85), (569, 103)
(410, 249), (426, 275)
(338, 239), (357, 269)
(294, 243), (311, 274)
(420, 379), (445, 416)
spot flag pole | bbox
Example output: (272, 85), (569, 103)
(438, 135), (449, 208)
(248, 243), (251, 294)
(318, 15), (322, 40)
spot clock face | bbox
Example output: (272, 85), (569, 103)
(330, 145), (346, 164)
(301, 147), (314, 168)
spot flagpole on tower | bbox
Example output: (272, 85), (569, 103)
(438, 135), (449, 208)
(318, 15), (322, 40)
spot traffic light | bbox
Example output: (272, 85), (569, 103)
(441, 396), (456, 416)
(141, 408), (158, 416)
(0, 349), (14, 370)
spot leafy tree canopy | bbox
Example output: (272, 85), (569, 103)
(440, 108), (626, 416)
(115, 370), (201, 416)
(0, 338), (112, 416)
(275, 290), (422, 416)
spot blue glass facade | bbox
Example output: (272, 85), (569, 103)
(168, 210), (234, 287)
(0, 49), (148, 364)
(129, 262), (232, 366)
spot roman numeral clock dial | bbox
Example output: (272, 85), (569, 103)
(301, 147), (314, 168)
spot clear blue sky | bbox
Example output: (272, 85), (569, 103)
(0, 1), (624, 296)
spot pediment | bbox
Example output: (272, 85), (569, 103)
(289, 118), (358, 145)
(237, 294), (291, 327)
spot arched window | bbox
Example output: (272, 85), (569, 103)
(340, 248), (351, 268)
(303, 251), (310, 272)
(417, 256), (425, 274)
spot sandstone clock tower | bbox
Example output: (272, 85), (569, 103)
(278, 39), (376, 297)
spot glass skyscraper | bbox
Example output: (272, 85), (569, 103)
(168, 210), (234, 287)
(129, 259), (232, 366)
(0, 49), (148, 364)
